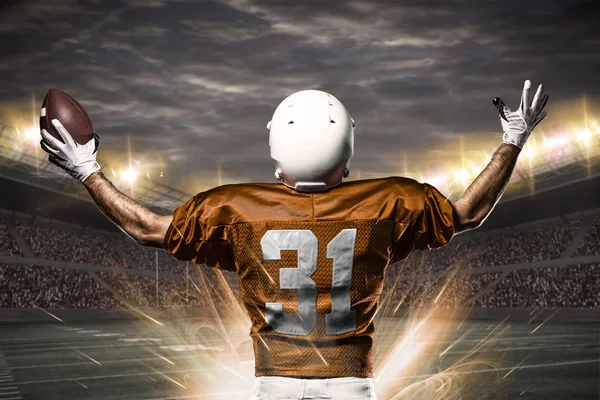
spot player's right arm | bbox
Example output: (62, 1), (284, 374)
(82, 172), (172, 248)
(452, 80), (549, 233)
(39, 119), (171, 248)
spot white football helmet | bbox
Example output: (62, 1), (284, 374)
(267, 90), (355, 192)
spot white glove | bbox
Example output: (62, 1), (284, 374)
(40, 119), (101, 182)
(493, 80), (549, 149)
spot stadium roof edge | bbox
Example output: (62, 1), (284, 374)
(2, 120), (600, 209)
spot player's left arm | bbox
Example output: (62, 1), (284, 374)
(451, 144), (520, 233)
(452, 80), (549, 233)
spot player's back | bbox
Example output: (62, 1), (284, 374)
(164, 176), (455, 378)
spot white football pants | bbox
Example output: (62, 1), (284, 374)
(249, 376), (377, 400)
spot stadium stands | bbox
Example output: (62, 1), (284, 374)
(576, 216), (600, 256)
(14, 219), (129, 268)
(381, 272), (500, 309)
(116, 239), (188, 275)
(98, 272), (188, 307)
(396, 236), (484, 275)
(475, 264), (599, 308)
(464, 220), (582, 268)
(0, 264), (120, 308)
(0, 220), (22, 256)
(0, 209), (598, 310)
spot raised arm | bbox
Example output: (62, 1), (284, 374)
(452, 143), (520, 232)
(39, 118), (171, 248)
(82, 172), (172, 247)
(452, 80), (549, 233)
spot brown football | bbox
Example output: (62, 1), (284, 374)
(40, 88), (94, 145)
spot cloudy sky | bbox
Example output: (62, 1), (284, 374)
(0, 0), (599, 192)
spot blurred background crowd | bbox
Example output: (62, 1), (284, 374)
(1, 215), (598, 310)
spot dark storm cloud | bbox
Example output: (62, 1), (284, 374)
(0, 0), (599, 189)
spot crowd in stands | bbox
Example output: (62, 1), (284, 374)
(0, 214), (597, 310)
(98, 272), (190, 307)
(475, 264), (599, 308)
(116, 240), (188, 275)
(14, 220), (129, 268)
(464, 220), (582, 268)
(576, 216), (600, 256)
(0, 220), (22, 256)
(97, 268), (240, 309)
(392, 219), (582, 274)
(394, 237), (483, 275)
(0, 264), (120, 308)
(381, 268), (499, 309)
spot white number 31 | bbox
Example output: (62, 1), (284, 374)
(261, 229), (357, 336)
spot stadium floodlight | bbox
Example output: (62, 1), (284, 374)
(120, 167), (139, 183)
(522, 146), (536, 160)
(469, 162), (480, 174)
(14, 126), (39, 143)
(25, 127), (39, 141)
(423, 174), (446, 187)
(453, 168), (469, 186)
(577, 128), (592, 146)
(543, 136), (568, 149)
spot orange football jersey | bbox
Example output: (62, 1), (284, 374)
(164, 177), (454, 378)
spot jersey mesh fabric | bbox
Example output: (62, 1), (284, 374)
(164, 177), (455, 378)
(231, 219), (392, 377)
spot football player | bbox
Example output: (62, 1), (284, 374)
(40, 80), (548, 400)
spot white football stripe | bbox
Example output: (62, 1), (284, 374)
(40, 107), (46, 117)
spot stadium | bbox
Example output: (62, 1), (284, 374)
(0, 105), (599, 400)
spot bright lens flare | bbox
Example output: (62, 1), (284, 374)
(120, 167), (139, 183)
(25, 127), (39, 141)
(417, 106), (600, 194)
(453, 169), (469, 185)
(577, 128), (592, 146)
(522, 146), (535, 160)
(14, 126), (39, 143)
(542, 136), (568, 149)
(426, 174), (446, 187)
